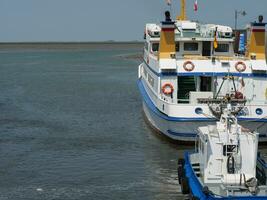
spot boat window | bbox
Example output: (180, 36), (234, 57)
(148, 74), (154, 87)
(202, 41), (211, 57)
(152, 43), (159, 52)
(215, 44), (229, 52)
(223, 145), (237, 156)
(143, 67), (148, 78)
(178, 76), (196, 103)
(175, 42), (180, 52)
(145, 42), (149, 51)
(200, 77), (212, 91)
(184, 42), (198, 51)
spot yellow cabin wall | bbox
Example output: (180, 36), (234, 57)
(159, 31), (175, 59)
(247, 31), (266, 59)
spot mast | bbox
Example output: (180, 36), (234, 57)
(177, 0), (187, 21)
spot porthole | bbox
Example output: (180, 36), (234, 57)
(195, 107), (203, 114)
(256, 108), (263, 115)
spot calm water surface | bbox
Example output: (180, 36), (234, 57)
(1, 44), (266, 200)
(0, 45), (190, 200)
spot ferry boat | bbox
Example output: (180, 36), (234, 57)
(178, 104), (267, 199)
(137, 0), (267, 142)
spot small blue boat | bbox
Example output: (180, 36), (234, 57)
(178, 104), (267, 199)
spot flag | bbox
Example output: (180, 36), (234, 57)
(194, 0), (198, 11)
(214, 37), (218, 49)
(166, 0), (171, 6)
(213, 27), (218, 49)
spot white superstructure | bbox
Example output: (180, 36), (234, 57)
(184, 105), (267, 197)
(138, 6), (267, 141)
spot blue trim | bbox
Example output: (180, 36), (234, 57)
(167, 130), (197, 137)
(161, 21), (175, 25)
(137, 79), (267, 123)
(184, 152), (207, 199)
(168, 131), (265, 138)
(161, 71), (178, 76)
(142, 61), (267, 78)
(238, 118), (267, 122)
(177, 72), (267, 78)
(251, 22), (266, 26)
(184, 152), (267, 199)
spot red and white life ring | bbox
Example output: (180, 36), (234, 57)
(235, 61), (246, 73)
(162, 83), (174, 95)
(183, 61), (195, 72)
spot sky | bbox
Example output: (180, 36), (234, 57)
(0, 0), (267, 42)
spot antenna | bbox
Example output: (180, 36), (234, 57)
(177, 0), (187, 21)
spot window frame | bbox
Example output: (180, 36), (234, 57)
(175, 42), (180, 52)
(151, 42), (159, 53)
(215, 43), (229, 53)
(184, 42), (199, 51)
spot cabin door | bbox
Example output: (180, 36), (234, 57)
(202, 42), (211, 57)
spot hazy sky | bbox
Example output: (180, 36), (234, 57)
(0, 0), (267, 42)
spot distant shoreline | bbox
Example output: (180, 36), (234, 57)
(0, 42), (143, 50)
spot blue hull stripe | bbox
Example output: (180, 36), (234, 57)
(167, 130), (197, 137)
(167, 130), (266, 138)
(168, 129), (266, 138)
(137, 79), (267, 123)
(142, 60), (267, 78)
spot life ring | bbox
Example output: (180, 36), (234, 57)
(162, 83), (174, 95)
(235, 61), (246, 72)
(183, 61), (195, 72)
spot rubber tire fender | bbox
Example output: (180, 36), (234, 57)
(189, 193), (200, 200)
(181, 176), (190, 194)
(177, 158), (185, 184)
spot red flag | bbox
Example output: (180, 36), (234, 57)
(194, 0), (198, 11)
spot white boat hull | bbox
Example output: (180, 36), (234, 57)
(138, 62), (267, 142)
(142, 99), (267, 142)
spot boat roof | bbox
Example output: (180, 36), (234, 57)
(146, 20), (234, 42)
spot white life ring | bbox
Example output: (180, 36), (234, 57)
(183, 61), (195, 72)
(162, 83), (174, 95)
(235, 61), (246, 73)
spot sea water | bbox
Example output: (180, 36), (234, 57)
(0, 43), (266, 200)
(0, 43), (189, 200)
